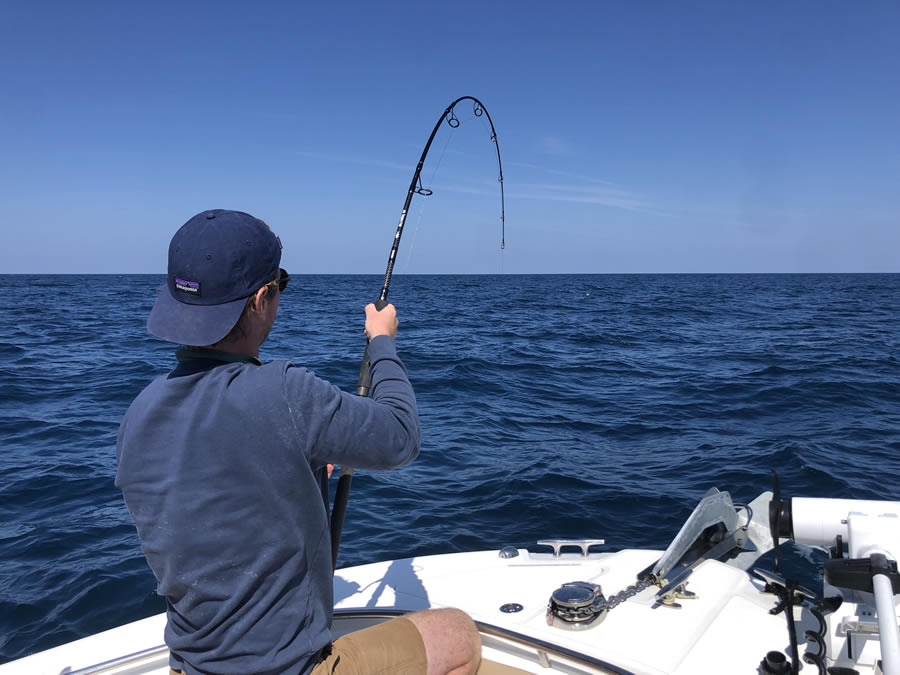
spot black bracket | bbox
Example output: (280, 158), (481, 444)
(824, 556), (900, 594)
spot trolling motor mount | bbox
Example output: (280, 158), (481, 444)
(768, 471), (794, 572)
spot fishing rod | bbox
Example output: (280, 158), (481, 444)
(330, 95), (505, 569)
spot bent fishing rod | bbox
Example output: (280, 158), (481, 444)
(331, 95), (505, 569)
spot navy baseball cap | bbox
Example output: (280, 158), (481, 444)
(148, 209), (282, 345)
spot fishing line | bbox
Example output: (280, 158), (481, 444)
(428, 120), (456, 185)
(330, 96), (505, 569)
(402, 196), (426, 271)
(471, 109), (507, 273)
(403, 123), (456, 270)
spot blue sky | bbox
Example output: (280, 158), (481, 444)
(1, 1), (897, 273)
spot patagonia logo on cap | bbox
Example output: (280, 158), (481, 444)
(175, 278), (201, 295)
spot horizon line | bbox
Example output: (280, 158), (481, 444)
(2, 271), (898, 276)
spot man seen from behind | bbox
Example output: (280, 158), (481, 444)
(116, 210), (481, 674)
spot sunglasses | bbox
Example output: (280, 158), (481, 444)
(276, 268), (289, 292)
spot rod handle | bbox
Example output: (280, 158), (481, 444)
(330, 467), (353, 567)
(334, 299), (391, 568)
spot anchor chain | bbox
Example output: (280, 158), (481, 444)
(600, 577), (654, 612)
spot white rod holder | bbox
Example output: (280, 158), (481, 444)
(872, 556), (900, 675)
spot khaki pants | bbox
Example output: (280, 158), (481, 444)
(168, 617), (426, 675)
(168, 616), (530, 674)
(311, 617), (427, 674)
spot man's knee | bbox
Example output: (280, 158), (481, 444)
(406, 608), (481, 674)
(408, 607), (478, 640)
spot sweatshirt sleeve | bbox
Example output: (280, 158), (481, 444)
(283, 335), (420, 470)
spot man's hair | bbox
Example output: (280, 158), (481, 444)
(211, 279), (279, 347)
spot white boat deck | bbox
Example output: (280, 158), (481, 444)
(3, 547), (828, 674)
(334, 548), (809, 674)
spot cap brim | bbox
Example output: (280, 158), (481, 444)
(147, 286), (248, 346)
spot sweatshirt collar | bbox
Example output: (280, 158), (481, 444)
(175, 347), (262, 366)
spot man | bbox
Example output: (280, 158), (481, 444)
(116, 210), (480, 675)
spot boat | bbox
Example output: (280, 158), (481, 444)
(3, 480), (899, 674)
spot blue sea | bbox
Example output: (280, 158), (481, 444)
(1, 273), (899, 664)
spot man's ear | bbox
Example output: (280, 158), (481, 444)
(249, 286), (268, 312)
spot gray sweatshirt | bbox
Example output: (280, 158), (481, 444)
(116, 335), (419, 674)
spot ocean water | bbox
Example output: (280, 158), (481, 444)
(1, 273), (898, 664)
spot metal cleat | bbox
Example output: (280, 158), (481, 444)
(536, 539), (606, 558)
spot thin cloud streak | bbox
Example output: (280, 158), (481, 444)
(292, 150), (410, 172)
(514, 188), (652, 212)
(507, 161), (617, 185)
(434, 181), (662, 213)
(292, 149), (658, 213)
(518, 183), (633, 196)
(541, 168), (617, 185)
(539, 135), (573, 156)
